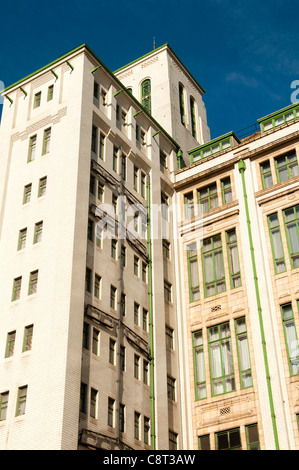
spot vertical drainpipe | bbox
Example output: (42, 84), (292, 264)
(147, 178), (156, 450)
(238, 159), (279, 450)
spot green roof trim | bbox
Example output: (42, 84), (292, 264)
(257, 102), (299, 123)
(188, 131), (240, 155)
(114, 42), (206, 95)
(188, 131), (240, 164)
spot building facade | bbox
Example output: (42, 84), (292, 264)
(0, 43), (298, 450)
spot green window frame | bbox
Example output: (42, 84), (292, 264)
(192, 330), (206, 400)
(260, 160), (273, 188)
(283, 205), (299, 268)
(28, 270), (38, 295)
(0, 392), (9, 421)
(275, 152), (299, 183)
(28, 135), (37, 162)
(208, 322), (235, 396)
(216, 428), (241, 450)
(267, 213), (286, 273)
(190, 97), (197, 139)
(33, 91), (41, 108)
(5, 331), (16, 358)
(42, 128), (51, 155)
(38, 176), (47, 197)
(16, 386), (27, 416)
(260, 106), (299, 132)
(187, 242), (200, 302)
(235, 317), (253, 388)
(198, 434), (210, 450)
(33, 221), (43, 244)
(47, 85), (54, 101)
(184, 192), (194, 219)
(245, 423), (260, 450)
(17, 228), (27, 251)
(226, 229), (241, 288)
(179, 83), (186, 126)
(23, 183), (32, 204)
(23, 325), (33, 352)
(141, 79), (151, 114)
(221, 177), (233, 204)
(12, 276), (22, 301)
(281, 303), (299, 376)
(198, 183), (218, 213)
(202, 234), (226, 297)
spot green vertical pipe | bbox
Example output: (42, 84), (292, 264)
(238, 159), (279, 450)
(147, 179), (156, 450)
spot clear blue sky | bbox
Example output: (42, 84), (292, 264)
(1, 0), (299, 139)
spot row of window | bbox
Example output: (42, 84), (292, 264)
(22, 177), (47, 204)
(3, 325), (33, 358)
(11, 271), (39, 301)
(198, 424), (260, 450)
(27, 128), (51, 162)
(260, 151), (299, 188)
(184, 176), (232, 219)
(17, 222), (43, 250)
(187, 228), (241, 301)
(0, 386), (28, 421)
(33, 85), (54, 109)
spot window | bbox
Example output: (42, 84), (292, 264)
(80, 383), (87, 413)
(134, 302), (140, 325)
(83, 323), (89, 349)
(93, 81), (99, 100)
(121, 246), (126, 267)
(110, 285), (117, 309)
(90, 388), (98, 418)
(166, 326), (174, 349)
(192, 330), (206, 400)
(163, 240), (170, 259)
(198, 434), (210, 450)
(134, 166), (139, 191)
(235, 317), (252, 388)
(216, 428), (241, 450)
(28, 135), (37, 162)
(134, 256), (139, 276)
(109, 338), (116, 365)
(90, 175), (95, 195)
(161, 193), (169, 221)
(221, 177), (232, 204)
(116, 104), (120, 121)
(42, 128), (51, 155)
(143, 359), (149, 385)
(134, 354), (140, 379)
(184, 192), (194, 219)
(112, 194), (118, 214)
(226, 229), (241, 288)
(120, 345), (126, 371)
(91, 125), (97, 153)
(187, 242), (200, 302)
(121, 109), (127, 127)
(179, 83), (186, 125)
(246, 424), (260, 450)
(0, 392), (9, 421)
(208, 322), (235, 396)
(23, 325), (33, 352)
(142, 262), (147, 283)
(85, 268), (92, 293)
(134, 411), (141, 440)
(198, 183), (218, 213)
(190, 97), (197, 138)
(141, 172), (146, 198)
(169, 431), (178, 450)
(33, 91), (41, 108)
(47, 85), (54, 101)
(16, 386), (27, 416)
(108, 397), (115, 427)
(92, 328), (100, 355)
(160, 150), (167, 168)
(260, 160), (273, 188)
(142, 308), (148, 331)
(120, 293), (126, 316)
(275, 152), (299, 183)
(12, 276), (22, 301)
(119, 403), (125, 433)
(113, 146), (118, 173)
(283, 205), (299, 268)
(5, 331), (16, 358)
(164, 281), (172, 302)
(18, 228), (27, 251)
(167, 376), (176, 401)
(141, 79), (151, 113)
(88, 218), (94, 242)
(33, 221), (43, 244)
(94, 274), (101, 299)
(99, 133), (105, 160)
(121, 154), (127, 180)
(111, 239), (117, 260)
(23, 183), (32, 204)
(28, 270), (38, 295)
(202, 234), (226, 297)
(281, 303), (299, 376)
(38, 176), (47, 197)
(144, 417), (150, 445)
(97, 182), (104, 202)
(101, 88), (107, 107)
(268, 213), (286, 273)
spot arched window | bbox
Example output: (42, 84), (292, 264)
(179, 83), (186, 126)
(141, 79), (151, 114)
(190, 97), (197, 138)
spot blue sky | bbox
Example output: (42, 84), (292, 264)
(1, 0), (299, 139)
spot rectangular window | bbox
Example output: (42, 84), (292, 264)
(192, 330), (206, 400)
(99, 133), (105, 160)
(268, 213), (286, 273)
(28, 135), (37, 162)
(163, 240), (170, 259)
(119, 404), (125, 433)
(122, 110), (127, 127)
(198, 434), (211, 450)
(161, 193), (169, 221)
(144, 417), (150, 445)
(28, 270), (38, 295)
(281, 303), (299, 376)
(134, 354), (140, 379)
(260, 160), (273, 188)
(108, 397), (115, 427)
(111, 239), (117, 260)
(169, 431), (178, 450)
(120, 293), (126, 316)
(23, 325), (33, 352)
(101, 88), (107, 107)
(134, 411), (141, 440)
(141, 172), (146, 198)
(94, 274), (101, 299)
(88, 219), (94, 242)
(187, 242), (200, 302)
(134, 256), (139, 276)
(198, 183), (218, 213)
(110, 285), (117, 310)
(275, 153), (299, 183)
(202, 234), (226, 297)
(92, 328), (100, 355)
(235, 317), (252, 388)
(47, 85), (54, 101)
(143, 308), (148, 331)
(166, 326), (174, 349)
(38, 176), (47, 197)
(93, 81), (99, 100)
(184, 192), (194, 219)
(33, 221), (43, 244)
(134, 302), (140, 325)
(221, 177), (232, 204)
(283, 205), (299, 268)
(164, 281), (172, 302)
(121, 245), (126, 267)
(83, 322), (89, 349)
(0, 392), (9, 421)
(16, 386), (27, 416)
(120, 345), (126, 371)
(109, 338), (116, 365)
(34, 92), (41, 108)
(23, 183), (32, 204)
(90, 388), (98, 418)
(142, 262), (147, 283)
(113, 146), (118, 173)
(208, 322), (235, 396)
(97, 181), (104, 202)
(90, 174), (95, 195)
(216, 428), (241, 450)
(143, 359), (149, 385)
(226, 229), (241, 288)
(5, 331), (16, 358)
(121, 154), (127, 180)
(42, 128), (51, 155)
(85, 268), (92, 293)
(246, 424), (260, 450)
(18, 228), (27, 251)
(160, 150), (167, 168)
(134, 166), (139, 191)
(167, 376), (176, 401)
(80, 383), (87, 413)
(12, 276), (22, 301)
(91, 125), (97, 153)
